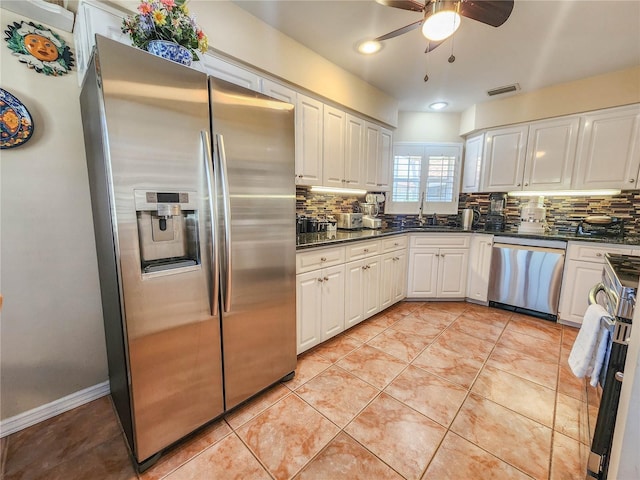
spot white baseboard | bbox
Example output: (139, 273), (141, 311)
(0, 381), (110, 438)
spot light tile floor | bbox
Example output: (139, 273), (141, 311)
(1, 301), (598, 480)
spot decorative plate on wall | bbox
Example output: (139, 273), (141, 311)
(4, 21), (74, 76)
(0, 88), (34, 149)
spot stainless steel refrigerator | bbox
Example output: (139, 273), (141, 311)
(80, 36), (296, 470)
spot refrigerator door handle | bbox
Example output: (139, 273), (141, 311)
(215, 133), (233, 312)
(202, 130), (219, 317)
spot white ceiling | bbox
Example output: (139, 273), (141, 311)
(232, 0), (640, 113)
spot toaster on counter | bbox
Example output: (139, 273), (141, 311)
(337, 213), (363, 230)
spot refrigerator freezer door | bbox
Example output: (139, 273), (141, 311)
(209, 77), (297, 409)
(84, 37), (224, 463)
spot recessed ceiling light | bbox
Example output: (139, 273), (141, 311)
(429, 102), (448, 110)
(357, 40), (382, 55)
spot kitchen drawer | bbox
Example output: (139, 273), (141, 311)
(566, 241), (635, 262)
(296, 246), (346, 273)
(410, 234), (470, 249)
(382, 235), (408, 253)
(345, 240), (381, 261)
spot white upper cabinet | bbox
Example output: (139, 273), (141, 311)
(345, 114), (365, 189)
(481, 117), (579, 192)
(461, 133), (484, 193)
(364, 123), (392, 191)
(295, 94), (324, 186)
(482, 126), (528, 192)
(322, 105), (347, 189)
(523, 116), (579, 190)
(74, 0), (130, 85)
(324, 113), (390, 191)
(201, 55), (261, 92)
(573, 105), (640, 190)
(364, 122), (381, 190)
(378, 127), (393, 191)
(261, 79), (296, 104)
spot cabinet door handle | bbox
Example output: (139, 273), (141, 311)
(441, 254), (445, 258)
(394, 242), (399, 246)
(596, 253), (603, 257)
(516, 183), (521, 187)
(362, 265), (367, 270)
(317, 278), (324, 283)
(320, 257), (327, 262)
(435, 253), (440, 257)
(524, 182), (529, 186)
(324, 276), (329, 282)
(630, 179), (636, 183)
(364, 248), (369, 253)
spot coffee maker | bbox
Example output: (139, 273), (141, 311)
(484, 193), (507, 232)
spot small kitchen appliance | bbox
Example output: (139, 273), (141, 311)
(518, 196), (547, 235)
(576, 215), (624, 239)
(337, 212), (363, 230)
(461, 208), (480, 231)
(361, 202), (382, 229)
(484, 193), (507, 232)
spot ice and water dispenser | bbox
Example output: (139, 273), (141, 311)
(135, 190), (200, 273)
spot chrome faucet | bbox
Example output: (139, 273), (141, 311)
(418, 191), (426, 226)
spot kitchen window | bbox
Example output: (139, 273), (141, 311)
(386, 143), (462, 215)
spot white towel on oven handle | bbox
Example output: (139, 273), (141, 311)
(568, 303), (612, 378)
(589, 327), (611, 387)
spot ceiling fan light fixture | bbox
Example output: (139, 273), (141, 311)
(421, 1), (461, 41)
(357, 40), (383, 55)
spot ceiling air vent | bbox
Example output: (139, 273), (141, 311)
(487, 83), (520, 97)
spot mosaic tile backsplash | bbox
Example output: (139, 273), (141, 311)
(296, 187), (640, 236)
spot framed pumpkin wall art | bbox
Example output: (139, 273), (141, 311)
(4, 21), (74, 76)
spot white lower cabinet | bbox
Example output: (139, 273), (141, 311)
(407, 234), (470, 299)
(380, 250), (408, 310)
(296, 264), (345, 353)
(558, 242), (636, 325)
(296, 236), (408, 354)
(345, 256), (381, 329)
(466, 234), (494, 304)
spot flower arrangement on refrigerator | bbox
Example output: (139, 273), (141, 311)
(122, 0), (208, 60)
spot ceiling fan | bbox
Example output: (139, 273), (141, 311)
(374, 0), (514, 52)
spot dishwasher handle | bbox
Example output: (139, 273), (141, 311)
(492, 243), (566, 256)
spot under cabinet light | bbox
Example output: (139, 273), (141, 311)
(507, 189), (622, 197)
(310, 186), (368, 196)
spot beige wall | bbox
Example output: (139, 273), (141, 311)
(0, 9), (107, 419)
(394, 111), (463, 143)
(112, 0), (399, 126)
(461, 66), (640, 135)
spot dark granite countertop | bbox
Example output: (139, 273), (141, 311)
(296, 227), (640, 250)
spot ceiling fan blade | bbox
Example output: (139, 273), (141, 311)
(424, 39), (444, 53)
(374, 0), (426, 12)
(374, 19), (424, 41)
(459, 0), (514, 27)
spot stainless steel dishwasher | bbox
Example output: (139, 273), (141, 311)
(488, 237), (566, 320)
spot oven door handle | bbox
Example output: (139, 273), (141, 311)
(589, 282), (606, 306)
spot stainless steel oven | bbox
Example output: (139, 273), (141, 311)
(586, 253), (637, 480)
